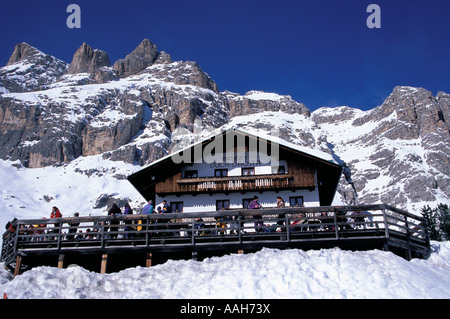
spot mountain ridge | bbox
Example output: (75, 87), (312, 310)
(0, 39), (449, 218)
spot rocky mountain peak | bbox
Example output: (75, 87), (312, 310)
(67, 42), (111, 74)
(113, 38), (159, 77)
(6, 42), (42, 66)
(1, 42), (68, 93)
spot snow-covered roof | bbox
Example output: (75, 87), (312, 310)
(141, 127), (339, 170)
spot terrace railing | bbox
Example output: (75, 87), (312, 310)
(1, 204), (430, 274)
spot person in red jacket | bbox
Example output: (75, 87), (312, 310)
(50, 206), (62, 219)
(50, 206), (62, 239)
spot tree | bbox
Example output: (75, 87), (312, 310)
(421, 203), (450, 241)
(421, 205), (441, 241)
(437, 203), (450, 240)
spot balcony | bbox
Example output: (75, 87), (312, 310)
(175, 173), (307, 194)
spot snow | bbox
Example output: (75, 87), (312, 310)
(0, 157), (142, 229)
(3, 149), (447, 299)
(1, 242), (449, 299)
(244, 91), (286, 101)
(223, 112), (335, 163)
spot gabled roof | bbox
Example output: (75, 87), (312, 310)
(140, 128), (338, 167)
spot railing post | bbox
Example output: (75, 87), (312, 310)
(333, 209), (339, 240)
(145, 215), (150, 247)
(13, 224), (20, 258)
(382, 209), (390, 252)
(285, 214), (290, 242)
(56, 222), (62, 250)
(191, 218), (196, 245)
(404, 215), (412, 260)
(238, 215), (243, 244)
(423, 217), (431, 254)
(100, 221), (105, 248)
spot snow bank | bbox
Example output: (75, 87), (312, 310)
(1, 242), (449, 299)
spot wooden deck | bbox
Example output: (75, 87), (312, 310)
(1, 204), (430, 275)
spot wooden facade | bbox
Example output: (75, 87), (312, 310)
(128, 129), (343, 209)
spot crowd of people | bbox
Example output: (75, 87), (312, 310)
(6, 198), (373, 242)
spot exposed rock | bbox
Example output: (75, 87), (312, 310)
(81, 97), (145, 156)
(1, 43), (68, 92)
(154, 51), (173, 64)
(222, 90), (310, 117)
(93, 193), (131, 209)
(7, 42), (41, 65)
(67, 42), (111, 75)
(437, 91), (450, 134)
(113, 38), (158, 77)
(93, 66), (119, 84)
(142, 60), (219, 93)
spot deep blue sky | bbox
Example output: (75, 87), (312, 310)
(1, 0), (449, 111)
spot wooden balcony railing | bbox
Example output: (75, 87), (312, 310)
(176, 174), (301, 193)
(1, 204), (431, 275)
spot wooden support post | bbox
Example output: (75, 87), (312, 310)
(100, 253), (108, 274)
(383, 241), (390, 252)
(14, 255), (22, 277)
(57, 254), (65, 268)
(146, 252), (152, 268)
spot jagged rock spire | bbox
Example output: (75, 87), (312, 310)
(7, 42), (42, 66)
(113, 38), (159, 77)
(67, 42), (111, 74)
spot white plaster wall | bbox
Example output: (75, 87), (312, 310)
(156, 188), (319, 213)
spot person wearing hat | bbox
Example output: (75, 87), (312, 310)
(276, 196), (287, 230)
(142, 200), (154, 215)
(248, 196), (263, 232)
(67, 212), (80, 240)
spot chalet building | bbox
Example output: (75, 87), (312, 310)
(128, 129), (343, 213)
(1, 130), (430, 275)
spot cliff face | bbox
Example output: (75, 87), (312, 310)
(311, 86), (449, 210)
(0, 39), (449, 213)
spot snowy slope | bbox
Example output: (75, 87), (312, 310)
(1, 242), (449, 299)
(0, 157), (142, 229)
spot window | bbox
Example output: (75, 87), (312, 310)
(170, 201), (183, 213)
(289, 196), (304, 207)
(215, 169), (228, 177)
(242, 167), (255, 176)
(184, 170), (198, 178)
(242, 198), (253, 209)
(272, 166), (286, 174)
(216, 200), (230, 211)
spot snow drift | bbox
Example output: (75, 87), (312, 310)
(1, 242), (449, 299)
